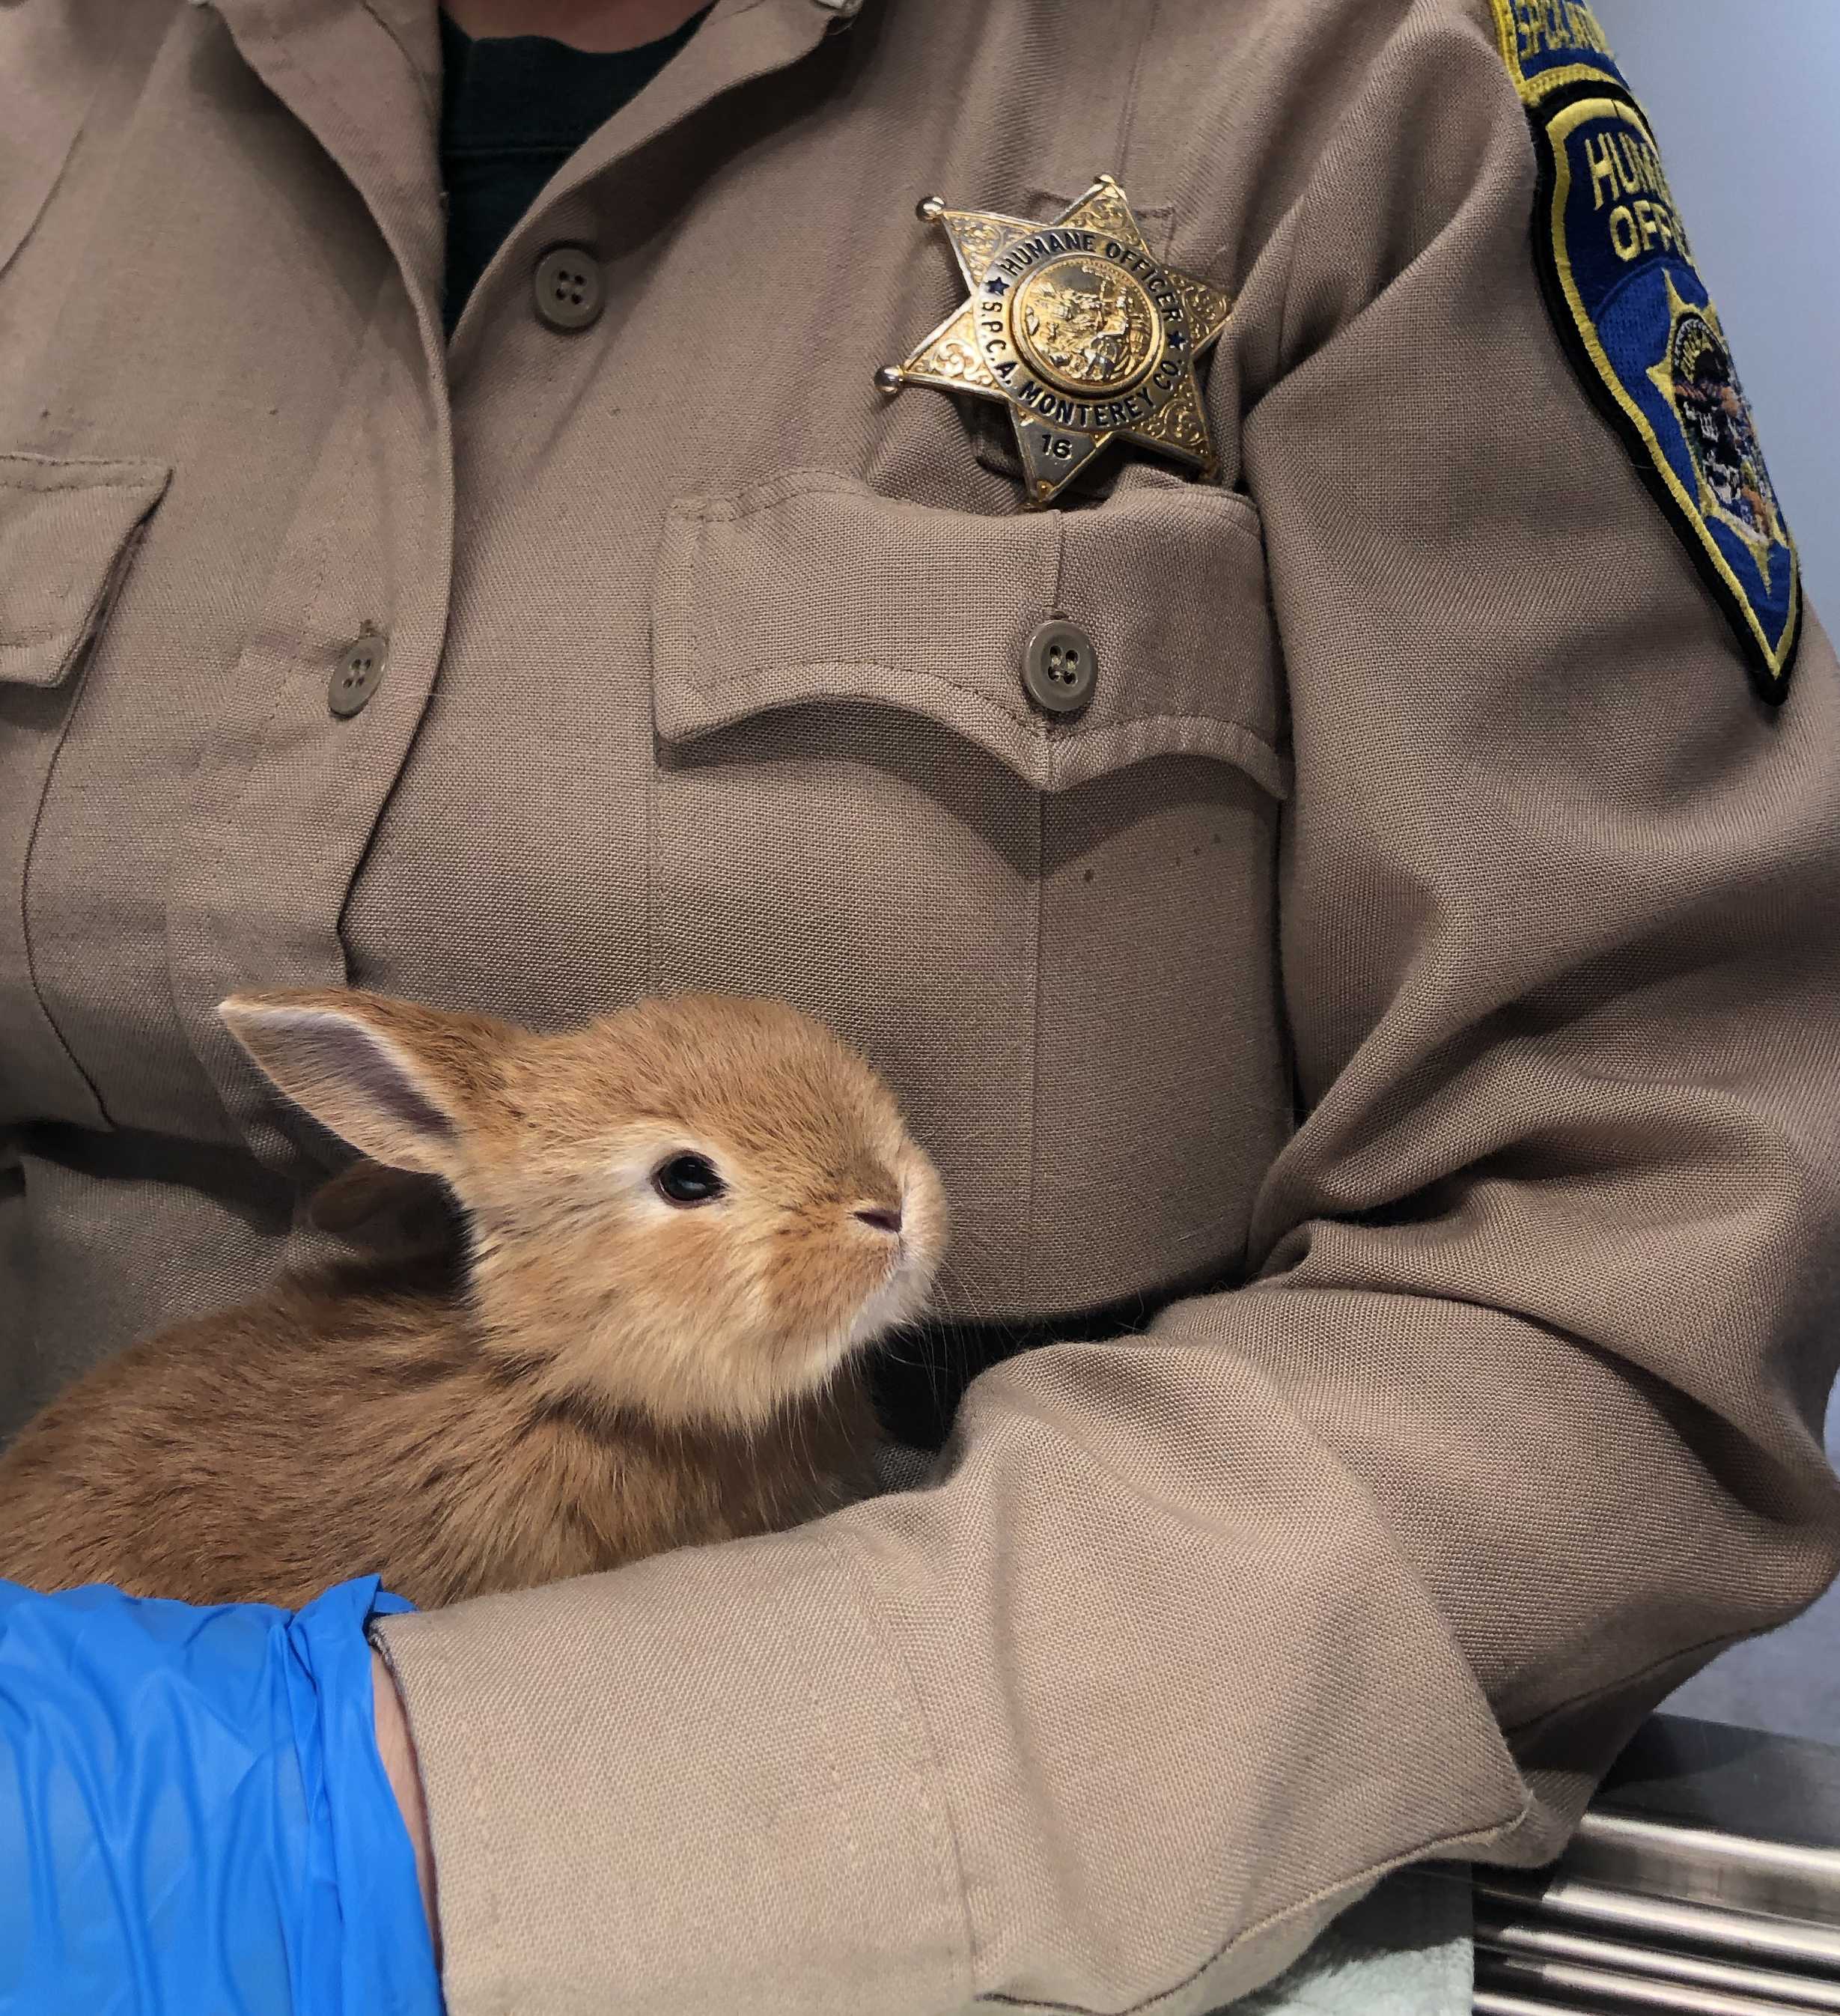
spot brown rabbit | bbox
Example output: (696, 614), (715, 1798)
(0, 987), (947, 1610)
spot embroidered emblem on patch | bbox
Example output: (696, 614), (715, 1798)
(1489, 0), (1633, 106)
(1490, 1), (1803, 701)
(877, 176), (1234, 509)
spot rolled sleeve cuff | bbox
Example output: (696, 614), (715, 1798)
(369, 1524), (971, 2016)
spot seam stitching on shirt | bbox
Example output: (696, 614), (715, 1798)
(0, 630), (87, 657)
(159, 265), (386, 1089)
(978, 1806), (1520, 2015)
(1115, 0), (1163, 189)
(939, 1401), (1532, 2015)
(646, 514), (695, 997)
(1024, 516), (1070, 1303)
(668, 665), (1285, 778)
(358, 0), (440, 124)
(13, 516), (162, 1121)
(1498, 1621), (1795, 1744)
(257, 0), (446, 374)
(0, 469), (168, 495)
(451, 1633), (511, 2016)
(810, 1660), (862, 1953)
(817, 1529), (978, 1998)
(672, 465), (1260, 533)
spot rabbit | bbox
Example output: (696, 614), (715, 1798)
(0, 986), (947, 1611)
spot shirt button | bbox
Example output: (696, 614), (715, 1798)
(329, 632), (387, 718)
(533, 246), (605, 330)
(1021, 618), (1098, 718)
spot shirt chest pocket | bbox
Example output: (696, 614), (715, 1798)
(648, 464), (1296, 1327)
(0, 452), (171, 1130)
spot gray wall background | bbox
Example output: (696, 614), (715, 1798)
(1588, 0), (1839, 1742)
(1590, 0), (1839, 618)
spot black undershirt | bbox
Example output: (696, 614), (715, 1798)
(436, 3), (716, 338)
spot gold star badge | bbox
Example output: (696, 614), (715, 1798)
(877, 175), (1234, 509)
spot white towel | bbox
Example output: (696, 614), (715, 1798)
(1216, 1863), (1472, 2014)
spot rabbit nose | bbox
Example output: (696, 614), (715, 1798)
(856, 1206), (902, 1234)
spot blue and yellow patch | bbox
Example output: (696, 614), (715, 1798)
(1489, 0), (1802, 701)
(1491, 0), (1634, 106)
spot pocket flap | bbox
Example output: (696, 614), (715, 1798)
(0, 452), (172, 688)
(653, 467), (1289, 799)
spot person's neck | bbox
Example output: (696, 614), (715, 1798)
(440, 0), (710, 52)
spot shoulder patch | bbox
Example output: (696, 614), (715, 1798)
(1488, 0), (1633, 106)
(1490, 1), (1802, 702)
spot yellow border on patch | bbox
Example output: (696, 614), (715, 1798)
(1544, 94), (1800, 680)
(1489, 0), (1627, 106)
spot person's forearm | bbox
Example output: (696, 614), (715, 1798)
(0, 1577), (441, 2012)
(374, 1650), (442, 1965)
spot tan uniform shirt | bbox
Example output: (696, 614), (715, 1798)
(4, 0), (1839, 2009)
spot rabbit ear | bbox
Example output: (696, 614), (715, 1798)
(216, 987), (512, 1181)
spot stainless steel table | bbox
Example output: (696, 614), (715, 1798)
(1473, 1714), (1840, 2013)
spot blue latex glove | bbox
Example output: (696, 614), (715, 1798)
(0, 1573), (442, 2016)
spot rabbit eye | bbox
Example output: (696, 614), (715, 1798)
(653, 1152), (725, 1205)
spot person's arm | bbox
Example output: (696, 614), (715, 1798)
(374, 1650), (442, 1963)
(0, 1575), (442, 2016)
(374, 4), (1840, 2011)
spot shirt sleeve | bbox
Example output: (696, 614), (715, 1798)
(371, 4), (1840, 2011)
